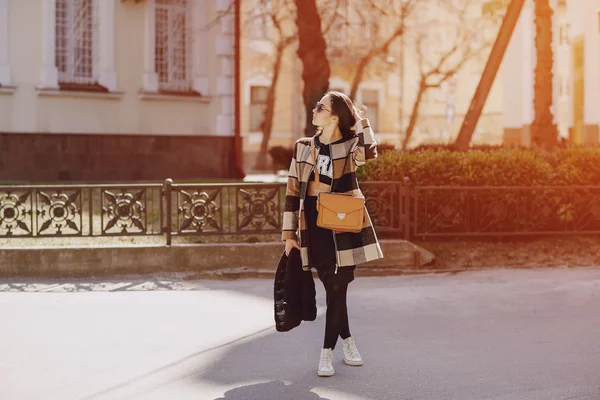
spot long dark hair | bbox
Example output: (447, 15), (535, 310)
(318, 91), (365, 139)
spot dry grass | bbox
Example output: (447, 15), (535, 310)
(415, 235), (600, 270)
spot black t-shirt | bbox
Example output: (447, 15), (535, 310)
(310, 135), (345, 187)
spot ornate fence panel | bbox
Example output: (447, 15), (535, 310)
(360, 181), (411, 238)
(3, 180), (600, 244)
(0, 188), (35, 237)
(0, 184), (164, 239)
(163, 180), (286, 245)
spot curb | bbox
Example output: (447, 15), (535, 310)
(0, 240), (435, 279)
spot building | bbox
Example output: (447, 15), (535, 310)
(564, 0), (600, 144)
(502, 0), (600, 146)
(0, 0), (239, 182)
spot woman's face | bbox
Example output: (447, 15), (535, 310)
(312, 95), (337, 128)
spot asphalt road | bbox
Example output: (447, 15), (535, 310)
(1, 268), (600, 400)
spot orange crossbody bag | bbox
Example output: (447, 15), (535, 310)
(311, 144), (365, 233)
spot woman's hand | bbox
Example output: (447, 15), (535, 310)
(285, 239), (301, 256)
(352, 104), (367, 120)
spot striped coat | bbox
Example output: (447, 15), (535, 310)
(282, 118), (384, 271)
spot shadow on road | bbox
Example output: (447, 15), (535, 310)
(189, 281), (394, 400)
(214, 380), (330, 400)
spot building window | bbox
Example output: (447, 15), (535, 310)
(155, 0), (191, 92)
(250, 86), (269, 131)
(362, 89), (379, 132)
(142, 0), (207, 95)
(55, 0), (98, 86)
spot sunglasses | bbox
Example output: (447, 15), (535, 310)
(315, 102), (331, 113)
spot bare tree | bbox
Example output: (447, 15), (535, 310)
(247, 0), (497, 161)
(247, 0), (346, 169)
(345, 0), (419, 99)
(401, 0), (497, 149)
(315, 0), (416, 99)
(246, 0), (298, 170)
(316, 0), (496, 150)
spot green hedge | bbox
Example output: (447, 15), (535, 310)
(358, 147), (600, 186)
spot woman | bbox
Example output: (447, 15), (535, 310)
(282, 91), (384, 377)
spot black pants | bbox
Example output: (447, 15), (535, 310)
(305, 196), (355, 349)
(323, 282), (351, 349)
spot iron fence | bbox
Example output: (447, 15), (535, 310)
(163, 179), (286, 245)
(0, 183), (164, 239)
(1, 179), (600, 244)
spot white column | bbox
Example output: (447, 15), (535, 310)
(0, 0), (10, 84)
(583, 1), (600, 144)
(143, 0), (158, 92)
(550, 0), (559, 128)
(192, 0), (209, 95)
(502, 27), (523, 130)
(553, 0), (571, 138)
(566, 0), (585, 137)
(40, 0), (59, 88)
(503, 0), (535, 146)
(98, 0), (117, 91)
(215, 0), (235, 135)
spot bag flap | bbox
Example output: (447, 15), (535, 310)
(318, 193), (364, 214)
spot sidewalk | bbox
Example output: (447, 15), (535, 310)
(243, 171), (288, 183)
(2, 268), (600, 399)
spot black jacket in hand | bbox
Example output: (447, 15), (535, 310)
(274, 247), (317, 332)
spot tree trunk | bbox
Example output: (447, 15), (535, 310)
(294, 0), (330, 137)
(254, 43), (286, 171)
(402, 80), (426, 150)
(532, 0), (557, 150)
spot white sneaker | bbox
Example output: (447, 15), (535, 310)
(317, 348), (335, 377)
(342, 337), (363, 366)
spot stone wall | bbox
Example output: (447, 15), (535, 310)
(0, 133), (242, 182)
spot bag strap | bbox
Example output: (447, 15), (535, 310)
(310, 137), (320, 187)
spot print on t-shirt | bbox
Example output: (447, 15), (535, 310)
(316, 154), (333, 179)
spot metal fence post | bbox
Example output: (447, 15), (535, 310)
(164, 178), (173, 246)
(402, 176), (412, 240)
